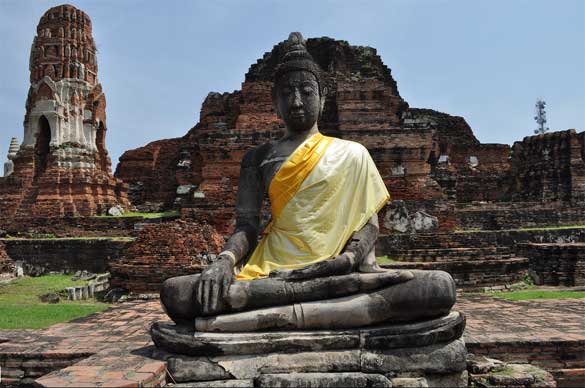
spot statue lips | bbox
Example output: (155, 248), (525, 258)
(289, 110), (306, 120)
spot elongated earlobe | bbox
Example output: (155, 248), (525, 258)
(319, 87), (328, 117)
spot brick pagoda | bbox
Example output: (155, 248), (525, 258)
(0, 4), (128, 218)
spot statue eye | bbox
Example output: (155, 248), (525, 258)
(302, 86), (314, 95)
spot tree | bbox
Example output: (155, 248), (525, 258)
(534, 99), (549, 135)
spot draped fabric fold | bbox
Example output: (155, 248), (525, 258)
(237, 132), (390, 280)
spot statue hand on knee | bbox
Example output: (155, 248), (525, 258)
(196, 255), (234, 315)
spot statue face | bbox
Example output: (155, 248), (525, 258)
(274, 70), (322, 133)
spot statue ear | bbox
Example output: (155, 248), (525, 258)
(320, 86), (328, 112)
(272, 87), (282, 119)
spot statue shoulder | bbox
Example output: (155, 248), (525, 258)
(241, 142), (274, 169)
(333, 138), (370, 159)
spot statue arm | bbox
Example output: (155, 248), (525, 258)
(197, 146), (264, 315)
(219, 146), (265, 266)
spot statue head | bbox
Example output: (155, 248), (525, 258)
(273, 32), (326, 133)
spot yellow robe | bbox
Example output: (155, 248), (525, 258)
(236, 132), (390, 280)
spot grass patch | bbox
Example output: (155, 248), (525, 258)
(517, 225), (585, 231)
(376, 256), (398, 264)
(94, 210), (180, 219)
(0, 275), (110, 330)
(1, 236), (134, 241)
(487, 290), (585, 301)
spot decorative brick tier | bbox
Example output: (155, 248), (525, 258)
(109, 220), (223, 293)
(1, 238), (131, 275)
(381, 246), (529, 289)
(381, 258), (528, 290)
(520, 243), (585, 286)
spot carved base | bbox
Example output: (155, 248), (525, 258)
(151, 311), (467, 386)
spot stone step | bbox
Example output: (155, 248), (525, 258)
(381, 258), (529, 289)
(551, 368), (585, 388)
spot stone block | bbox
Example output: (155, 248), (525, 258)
(151, 311), (464, 357)
(172, 380), (254, 388)
(256, 372), (392, 387)
(361, 338), (467, 374)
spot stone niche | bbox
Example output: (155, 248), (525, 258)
(0, 4), (128, 219)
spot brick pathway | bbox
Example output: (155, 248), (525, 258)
(0, 301), (169, 387)
(460, 293), (585, 344)
(0, 295), (583, 387)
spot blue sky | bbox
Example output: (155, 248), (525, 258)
(1, 0), (584, 170)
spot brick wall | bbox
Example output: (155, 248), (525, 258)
(456, 202), (585, 230)
(1, 238), (130, 275)
(520, 243), (585, 286)
(0, 240), (15, 274)
(0, 216), (145, 237)
(109, 220), (223, 293)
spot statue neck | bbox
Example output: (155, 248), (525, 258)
(282, 122), (320, 142)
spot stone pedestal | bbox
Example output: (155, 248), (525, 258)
(151, 311), (467, 387)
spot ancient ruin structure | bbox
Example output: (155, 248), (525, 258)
(117, 36), (585, 235)
(115, 138), (196, 211)
(118, 37), (453, 233)
(0, 4), (128, 219)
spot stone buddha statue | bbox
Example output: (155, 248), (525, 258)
(160, 32), (456, 332)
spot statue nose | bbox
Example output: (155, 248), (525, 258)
(291, 89), (303, 108)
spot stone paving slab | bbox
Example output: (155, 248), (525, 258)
(0, 295), (583, 387)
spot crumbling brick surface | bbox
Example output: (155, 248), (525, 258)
(109, 220), (223, 293)
(114, 138), (196, 210)
(0, 241), (15, 274)
(510, 129), (585, 203)
(520, 243), (585, 286)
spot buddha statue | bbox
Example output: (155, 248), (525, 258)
(159, 32), (456, 332)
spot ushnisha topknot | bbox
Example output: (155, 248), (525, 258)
(274, 32), (323, 94)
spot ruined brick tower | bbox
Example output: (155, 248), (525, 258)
(0, 4), (128, 218)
